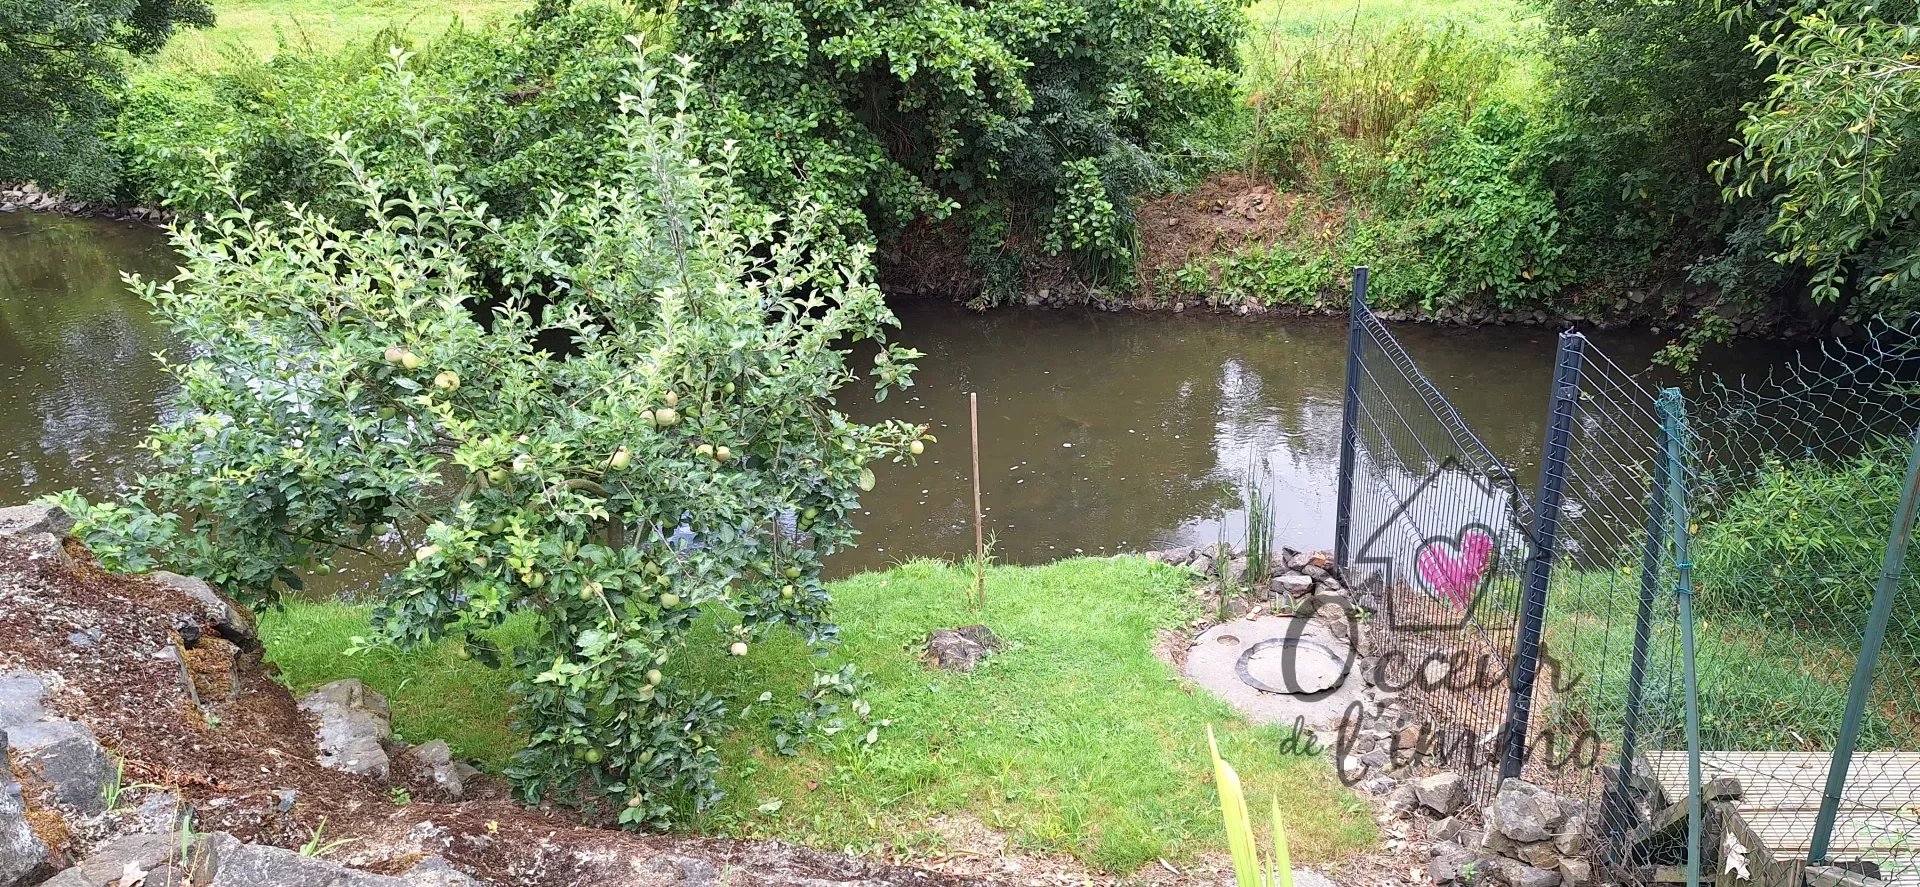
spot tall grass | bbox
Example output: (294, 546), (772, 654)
(1244, 466), (1277, 595)
(1241, 18), (1510, 180)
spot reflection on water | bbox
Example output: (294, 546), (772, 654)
(0, 211), (1791, 583)
(0, 213), (180, 498)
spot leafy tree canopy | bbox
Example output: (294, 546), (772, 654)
(0, 0), (213, 197)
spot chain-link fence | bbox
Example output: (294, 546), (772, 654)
(1336, 265), (1920, 885)
(1550, 328), (1920, 886)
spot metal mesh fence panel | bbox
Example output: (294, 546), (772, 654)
(1339, 292), (1534, 802)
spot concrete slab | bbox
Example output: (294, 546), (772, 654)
(1183, 615), (1363, 733)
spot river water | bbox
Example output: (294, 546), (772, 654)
(0, 211), (1776, 585)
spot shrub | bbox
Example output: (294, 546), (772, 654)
(667, 0), (1243, 298)
(113, 2), (665, 220)
(1692, 438), (1920, 654)
(57, 49), (926, 827)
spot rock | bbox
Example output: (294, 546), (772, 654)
(299, 679), (393, 780)
(1511, 864), (1563, 887)
(37, 833), (173, 887)
(1286, 552), (1313, 570)
(7, 720), (110, 814)
(1415, 772), (1466, 817)
(189, 832), (435, 887)
(15, 534), (72, 570)
(1273, 575), (1314, 596)
(1487, 779), (1567, 843)
(0, 674), (50, 727)
(183, 636), (241, 702)
(1558, 857), (1591, 886)
(1161, 546), (1194, 566)
(0, 734), (52, 887)
(149, 571), (259, 651)
(134, 792), (186, 834)
(1430, 816), (1464, 842)
(1554, 814), (1587, 856)
(1226, 557), (1249, 583)
(1387, 783), (1419, 814)
(921, 625), (1005, 673)
(1189, 553), (1214, 577)
(406, 740), (467, 800)
(1302, 564), (1329, 580)
(401, 856), (478, 887)
(1429, 846), (1476, 884)
(0, 505), (72, 538)
(1518, 841), (1561, 869)
(1289, 870), (1337, 887)
(0, 680), (108, 824)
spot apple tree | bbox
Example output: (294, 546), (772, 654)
(54, 48), (925, 824)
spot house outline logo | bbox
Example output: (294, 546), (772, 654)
(1349, 455), (1533, 634)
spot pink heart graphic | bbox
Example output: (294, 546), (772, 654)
(1415, 528), (1495, 610)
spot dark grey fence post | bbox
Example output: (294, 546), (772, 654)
(1502, 331), (1585, 780)
(1333, 266), (1368, 569)
(1809, 427), (1920, 863)
(1604, 389), (1673, 845)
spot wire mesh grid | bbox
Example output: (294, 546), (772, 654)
(1546, 327), (1920, 886)
(1341, 299), (1534, 801)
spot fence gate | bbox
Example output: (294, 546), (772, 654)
(1334, 268), (1557, 802)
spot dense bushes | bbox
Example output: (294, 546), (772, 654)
(1693, 439), (1920, 654)
(0, 0), (214, 198)
(60, 51), (926, 826)
(671, 0), (1242, 295)
(113, 2), (661, 220)
(109, 0), (1244, 297)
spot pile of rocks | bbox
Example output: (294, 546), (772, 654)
(1422, 779), (1591, 887)
(0, 184), (167, 223)
(299, 678), (478, 799)
(1140, 546), (1364, 617)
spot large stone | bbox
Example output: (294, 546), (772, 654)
(299, 680), (393, 780)
(1273, 574), (1314, 597)
(0, 674), (50, 728)
(1487, 779), (1567, 843)
(37, 833), (174, 887)
(0, 735), (52, 887)
(6, 721), (110, 814)
(1415, 772), (1467, 817)
(189, 832), (468, 887)
(1160, 546), (1195, 566)
(1555, 814), (1587, 856)
(401, 856), (478, 887)
(149, 572), (259, 651)
(0, 675), (109, 816)
(921, 625), (1005, 673)
(0, 505), (72, 538)
(1429, 845), (1477, 884)
(405, 741), (467, 801)
(1558, 857), (1592, 886)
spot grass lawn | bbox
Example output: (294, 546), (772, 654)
(152, 0), (531, 70)
(260, 557), (1376, 874)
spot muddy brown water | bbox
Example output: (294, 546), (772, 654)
(0, 211), (1787, 590)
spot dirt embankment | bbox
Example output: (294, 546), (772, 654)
(0, 512), (977, 887)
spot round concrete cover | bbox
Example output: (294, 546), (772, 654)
(1239, 639), (1347, 694)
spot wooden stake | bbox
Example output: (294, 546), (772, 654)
(970, 391), (985, 610)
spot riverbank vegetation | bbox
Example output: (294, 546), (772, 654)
(262, 556), (1375, 871)
(8, 0), (1917, 354)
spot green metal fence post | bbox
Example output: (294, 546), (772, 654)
(1808, 427), (1920, 865)
(1660, 388), (1703, 887)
